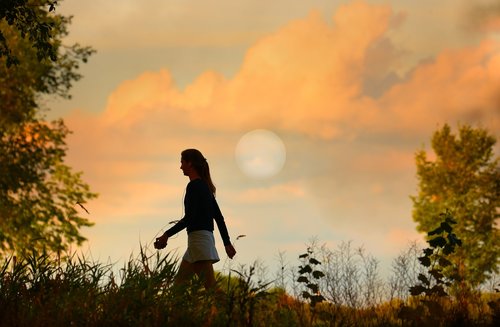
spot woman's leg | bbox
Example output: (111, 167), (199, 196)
(192, 260), (216, 289)
(175, 259), (195, 286)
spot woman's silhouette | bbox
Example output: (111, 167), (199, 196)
(154, 149), (236, 289)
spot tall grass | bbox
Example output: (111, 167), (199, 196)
(0, 241), (498, 326)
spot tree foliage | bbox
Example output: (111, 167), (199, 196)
(0, 1), (96, 257)
(411, 124), (499, 286)
(0, 5), (94, 127)
(0, 0), (59, 67)
(0, 120), (96, 255)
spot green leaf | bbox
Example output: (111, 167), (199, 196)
(307, 283), (319, 294)
(429, 269), (444, 281)
(418, 255), (431, 267)
(438, 257), (452, 267)
(440, 221), (452, 233)
(312, 270), (325, 279)
(442, 244), (455, 255)
(428, 226), (443, 236)
(418, 273), (430, 286)
(410, 285), (426, 296)
(423, 248), (433, 256)
(429, 236), (446, 248)
(447, 233), (462, 246)
(297, 276), (309, 283)
(298, 265), (312, 274)
(309, 258), (321, 265)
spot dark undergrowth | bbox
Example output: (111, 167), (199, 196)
(0, 242), (498, 327)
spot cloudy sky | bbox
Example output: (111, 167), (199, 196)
(46, 0), (500, 276)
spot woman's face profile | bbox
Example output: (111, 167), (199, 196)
(180, 159), (192, 176)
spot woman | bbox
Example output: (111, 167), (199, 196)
(154, 149), (236, 289)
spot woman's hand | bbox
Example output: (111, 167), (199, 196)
(225, 244), (236, 259)
(154, 234), (168, 249)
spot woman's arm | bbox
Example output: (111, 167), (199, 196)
(158, 182), (196, 242)
(155, 216), (186, 249)
(212, 194), (236, 258)
(164, 217), (187, 238)
(213, 197), (232, 246)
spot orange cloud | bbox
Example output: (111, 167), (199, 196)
(83, 1), (395, 140)
(102, 70), (179, 126)
(374, 40), (500, 136)
(195, 3), (394, 138)
(82, 0), (499, 142)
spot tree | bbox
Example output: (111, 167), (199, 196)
(411, 124), (499, 287)
(0, 120), (97, 255)
(0, 2), (96, 257)
(1, 0), (59, 67)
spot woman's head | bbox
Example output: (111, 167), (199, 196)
(181, 149), (216, 194)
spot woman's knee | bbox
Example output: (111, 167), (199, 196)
(193, 261), (215, 284)
(175, 260), (194, 282)
(193, 260), (214, 274)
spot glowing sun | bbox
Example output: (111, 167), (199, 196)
(235, 129), (286, 179)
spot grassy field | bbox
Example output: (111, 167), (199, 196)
(0, 242), (498, 326)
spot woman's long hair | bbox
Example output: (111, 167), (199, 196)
(181, 149), (216, 195)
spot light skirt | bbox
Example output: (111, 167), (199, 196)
(183, 230), (220, 264)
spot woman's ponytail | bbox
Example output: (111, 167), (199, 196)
(181, 149), (216, 195)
